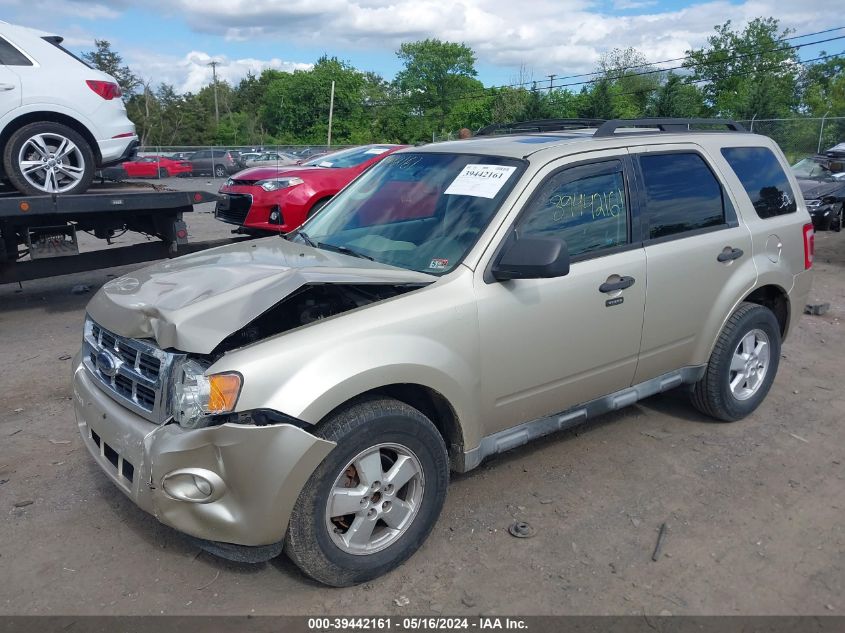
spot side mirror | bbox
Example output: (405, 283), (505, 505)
(492, 235), (570, 281)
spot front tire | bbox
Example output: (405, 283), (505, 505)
(691, 302), (781, 422)
(285, 398), (449, 587)
(157, 167), (170, 179)
(831, 204), (843, 233)
(3, 122), (95, 195)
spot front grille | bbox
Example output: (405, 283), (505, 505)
(215, 193), (253, 225)
(83, 319), (183, 424)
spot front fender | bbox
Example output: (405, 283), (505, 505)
(261, 334), (481, 449)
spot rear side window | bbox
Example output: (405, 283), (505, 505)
(518, 159), (628, 257)
(0, 36), (33, 66)
(639, 153), (725, 240)
(41, 36), (92, 69)
(721, 146), (797, 218)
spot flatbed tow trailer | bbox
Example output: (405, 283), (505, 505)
(0, 183), (247, 284)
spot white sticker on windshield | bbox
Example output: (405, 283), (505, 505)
(365, 148), (390, 155)
(444, 164), (517, 198)
(319, 161), (334, 167)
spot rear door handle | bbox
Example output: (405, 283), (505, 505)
(0, 83), (16, 91)
(717, 247), (744, 263)
(599, 276), (635, 293)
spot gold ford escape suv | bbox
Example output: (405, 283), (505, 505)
(73, 119), (814, 586)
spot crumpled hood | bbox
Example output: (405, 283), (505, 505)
(797, 178), (843, 201)
(86, 237), (435, 354)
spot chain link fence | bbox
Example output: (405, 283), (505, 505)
(739, 117), (845, 163)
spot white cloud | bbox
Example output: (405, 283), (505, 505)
(125, 50), (313, 93)
(162, 0), (839, 78)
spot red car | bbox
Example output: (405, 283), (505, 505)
(122, 155), (193, 178)
(215, 144), (406, 233)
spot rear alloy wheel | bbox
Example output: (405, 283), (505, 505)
(214, 164), (227, 178)
(691, 302), (781, 421)
(285, 398), (449, 587)
(3, 122), (95, 195)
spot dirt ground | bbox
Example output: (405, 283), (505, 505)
(0, 184), (842, 615)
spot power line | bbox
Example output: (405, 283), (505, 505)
(363, 30), (845, 111)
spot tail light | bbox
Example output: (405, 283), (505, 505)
(802, 223), (814, 270)
(86, 80), (121, 100)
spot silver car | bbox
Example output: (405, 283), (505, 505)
(73, 119), (813, 586)
(245, 151), (299, 168)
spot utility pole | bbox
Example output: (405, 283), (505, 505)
(208, 61), (220, 126)
(547, 74), (556, 91)
(327, 80), (335, 148)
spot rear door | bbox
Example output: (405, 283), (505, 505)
(0, 36), (27, 118)
(630, 145), (756, 383)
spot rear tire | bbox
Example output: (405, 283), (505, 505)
(285, 398), (449, 587)
(213, 164), (227, 178)
(3, 122), (95, 195)
(691, 302), (781, 422)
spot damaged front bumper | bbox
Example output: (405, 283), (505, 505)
(72, 356), (335, 551)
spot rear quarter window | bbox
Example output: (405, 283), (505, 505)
(721, 146), (797, 219)
(0, 36), (33, 66)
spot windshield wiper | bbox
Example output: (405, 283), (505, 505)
(290, 230), (316, 247)
(316, 242), (374, 260)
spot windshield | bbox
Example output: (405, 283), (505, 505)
(292, 152), (524, 274)
(792, 158), (834, 181)
(304, 145), (395, 168)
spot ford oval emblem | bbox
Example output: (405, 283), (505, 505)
(95, 350), (119, 378)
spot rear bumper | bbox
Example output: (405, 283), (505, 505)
(100, 138), (139, 167)
(73, 356), (335, 547)
(786, 268), (813, 339)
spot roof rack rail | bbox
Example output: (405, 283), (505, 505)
(475, 118), (606, 136)
(594, 118), (746, 137)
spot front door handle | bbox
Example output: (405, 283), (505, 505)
(599, 275), (635, 293)
(0, 83), (16, 91)
(717, 247), (744, 263)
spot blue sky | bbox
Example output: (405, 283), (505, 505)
(0, 0), (839, 93)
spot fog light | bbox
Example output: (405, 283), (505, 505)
(269, 205), (283, 224)
(161, 468), (225, 504)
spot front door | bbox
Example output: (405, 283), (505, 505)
(475, 152), (646, 435)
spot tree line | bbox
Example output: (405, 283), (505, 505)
(82, 17), (845, 148)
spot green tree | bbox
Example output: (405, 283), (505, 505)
(683, 18), (800, 119)
(82, 40), (141, 97)
(597, 48), (661, 117)
(394, 39), (478, 131)
(648, 73), (708, 117)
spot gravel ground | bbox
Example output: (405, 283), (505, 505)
(0, 183), (842, 615)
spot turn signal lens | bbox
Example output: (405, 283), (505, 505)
(208, 373), (242, 413)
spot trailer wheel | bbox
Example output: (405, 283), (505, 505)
(3, 122), (95, 195)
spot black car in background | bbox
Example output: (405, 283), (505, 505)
(792, 155), (845, 231)
(188, 149), (245, 177)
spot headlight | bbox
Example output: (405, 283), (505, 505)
(257, 177), (304, 192)
(805, 199), (822, 209)
(173, 359), (242, 429)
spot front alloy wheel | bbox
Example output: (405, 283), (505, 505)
(3, 122), (95, 195)
(285, 398), (449, 586)
(326, 443), (425, 555)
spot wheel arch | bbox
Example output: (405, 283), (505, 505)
(0, 111), (101, 164)
(742, 284), (790, 339)
(317, 383), (465, 472)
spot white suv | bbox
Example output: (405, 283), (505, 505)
(0, 22), (138, 195)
